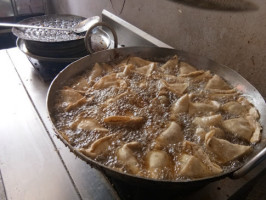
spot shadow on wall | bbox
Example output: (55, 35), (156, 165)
(168, 0), (258, 11)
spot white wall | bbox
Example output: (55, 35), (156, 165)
(46, 0), (266, 98)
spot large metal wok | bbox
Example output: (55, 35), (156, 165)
(47, 47), (266, 190)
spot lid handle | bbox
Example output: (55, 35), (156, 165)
(84, 22), (118, 54)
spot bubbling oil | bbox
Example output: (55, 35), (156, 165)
(18, 15), (85, 42)
(52, 56), (258, 180)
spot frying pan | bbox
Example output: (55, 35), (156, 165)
(47, 47), (266, 190)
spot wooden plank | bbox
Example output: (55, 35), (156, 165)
(0, 50), (81, 200)
(7, 48), (119, 200)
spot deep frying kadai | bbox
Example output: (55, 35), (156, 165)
(15, 15), (116, 81)
(47, 47), (266, 190)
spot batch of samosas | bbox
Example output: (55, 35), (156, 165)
(53, 55), (262, 180)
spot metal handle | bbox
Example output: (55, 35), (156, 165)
(0, 22), (70, 31)
(84, 22), (118, 54)
(231, 146), (266, 178)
